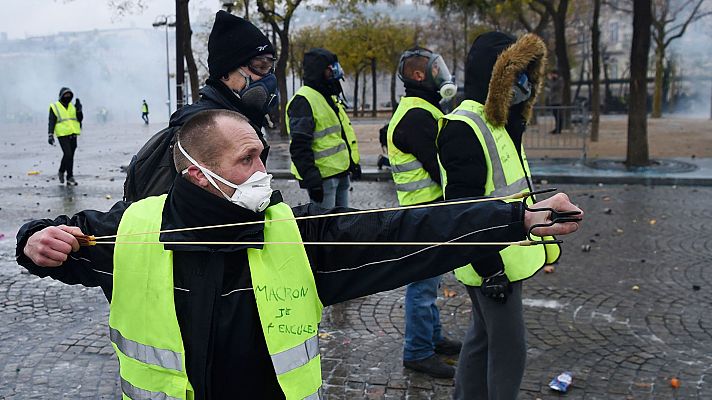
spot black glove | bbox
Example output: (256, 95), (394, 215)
(74, 98), (82, 111)
(350, 163), (362, 181)
(47, 134), (55, 146)
(480, 270), (511, 304)
(308, 186), (324, 203)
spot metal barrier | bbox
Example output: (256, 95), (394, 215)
(525, 105), (590, 160)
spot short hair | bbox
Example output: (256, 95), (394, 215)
(402, 54), (429, 81)
(173, 109), (251, 172)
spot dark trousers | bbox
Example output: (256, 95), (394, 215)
(58, 134), (78, 178)
(551, 104), (563, 133)
(454, 282), (526, 400)
(142, 112), (149, 124)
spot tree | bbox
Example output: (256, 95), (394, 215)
(178, 0), (200, 103)
(627, 0), (652, 167)
(591, 0), (601, 141)
(534, 0), (573, 123)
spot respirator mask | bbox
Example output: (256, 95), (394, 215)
(177, 140), (273, 213)
(233, 67), (280, 118)
(398, 49), (457, 100)
(511, 72), (532, 105)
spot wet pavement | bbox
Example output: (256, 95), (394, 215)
(1, 123), (712, 398)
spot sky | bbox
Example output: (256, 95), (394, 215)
(0, 0), (215, 39)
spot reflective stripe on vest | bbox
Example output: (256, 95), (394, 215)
(440, 101), (561, 286)
(287, 86), (358, 180)
(50, 101), (81, 137)
(386, 97), (443, 206)
(121, 377), (181, 400)
(271, 334), (319, 375)
(110, 327), (182, 372)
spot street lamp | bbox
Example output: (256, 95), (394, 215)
(153, 15), (176, 121)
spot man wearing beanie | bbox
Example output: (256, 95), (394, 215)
(287, 48), (361, 208)
(437, 32), (561, 399)
(123, 10), (279, 202)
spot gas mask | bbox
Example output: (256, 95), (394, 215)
(177, 140), (273, 213)
(233, 69), (279, 118)
(398, 49), (457, 100)
(511, 72), (532, 105)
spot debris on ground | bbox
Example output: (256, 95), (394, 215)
(692, 285), (701, 291)
(649, 219), (657, 225)
(105, 194), (112, 200)
(632, 285), (640, 291)
(603, 208), (612, 214)
(442, 287), (457, 298)
(581, 244), (591, 252)
(544, 265), (555, 273)
(27, 171), (40, 175)
(670, 377), (680, 389)
(549, 371), (573, 393)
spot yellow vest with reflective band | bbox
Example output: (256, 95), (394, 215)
(437, 100), (561, 286)
(49, 101), (81, 137)
(287, 86), (360, 180)
(110, 195), (324, 400)
(386, 97), (443, 206)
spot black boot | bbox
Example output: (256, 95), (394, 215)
(403, 354), (455, 379)
(58, 171), (65, 184)
(66, 176), (78, 186)
(434, 337), (462, 356)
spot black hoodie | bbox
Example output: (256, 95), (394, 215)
(436, 32), (531, 278)
(288, 48), (353, 189)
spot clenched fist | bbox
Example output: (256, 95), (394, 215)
(523, 193), (583, 236)
(23, 225), (83, 267)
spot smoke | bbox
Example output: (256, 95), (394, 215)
(0, 27), (173, 124)
(668, 18), (712, 117)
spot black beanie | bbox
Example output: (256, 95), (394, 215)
(208, 11), (274, 78)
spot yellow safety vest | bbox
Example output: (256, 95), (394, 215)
(386, 97), (443, 206)
(438, 100), (561, 286)
(110, 195), (324, 400)
(141, 103), (148, 113)
(49, 101), (81, 137)
(287, 86), (360, 180)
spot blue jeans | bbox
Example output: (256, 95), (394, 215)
(313, 175), (350, 209)
(403, 275), (443, 361)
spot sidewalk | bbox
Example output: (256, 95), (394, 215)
(266, 115), (712, 186)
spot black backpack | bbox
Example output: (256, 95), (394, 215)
(123, 126), (179, 202)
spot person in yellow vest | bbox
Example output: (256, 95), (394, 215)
(141, 99), (149, 124)
(437, 32), (559, 399)
(288, 48), (361, 208)
(17, 109), (582, 400)
(48, 87), (83, 186)
(387, 47), (461, 379)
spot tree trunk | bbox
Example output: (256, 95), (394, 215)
(353, 69), (360, 118)
(361, 72), (367, 113)
(652, 42), (665, 118)
(371, 58), (377, 118)
(591, 0), (601, 141)
(390, 70), (397, 113)
(626, 0), (652, 167)
(178, 0), (200, 103)
(553, 0), (572, 128)
(276, 31), (290, 135)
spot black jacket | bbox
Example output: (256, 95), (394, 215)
(16, 176), (525, 399)
(288, 48), (354, 189)
(437, 32), (545, 279)
(390, 86), (444, 188)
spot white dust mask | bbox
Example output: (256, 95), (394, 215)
(177, 140), (273, 212)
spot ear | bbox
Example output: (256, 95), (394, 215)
(413, 70), (426, 82)
(184, 165), (211, 189)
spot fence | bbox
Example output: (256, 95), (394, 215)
(524, 105), (590, 160)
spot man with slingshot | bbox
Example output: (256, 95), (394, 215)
(16, 109), (582, 400)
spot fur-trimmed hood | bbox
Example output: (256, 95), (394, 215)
(465, 32), (547, 127)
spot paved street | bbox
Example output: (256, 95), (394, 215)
(1, 123), (711, 398)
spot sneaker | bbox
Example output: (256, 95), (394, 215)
(57, 172), (65, 184)
(66, 177), (78, 186)
(403, 354), (455, 379)
(435, 337), (462, 356)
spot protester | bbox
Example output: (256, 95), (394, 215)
(437, 32), (562, 400)
(387, 47), (461, 378)
(141, 99), (149, 124)
(18, 109), (582, 400)
(287, 48), (361, 208)
(123, 10), (278, 202)
(48, 87), (82, 186)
